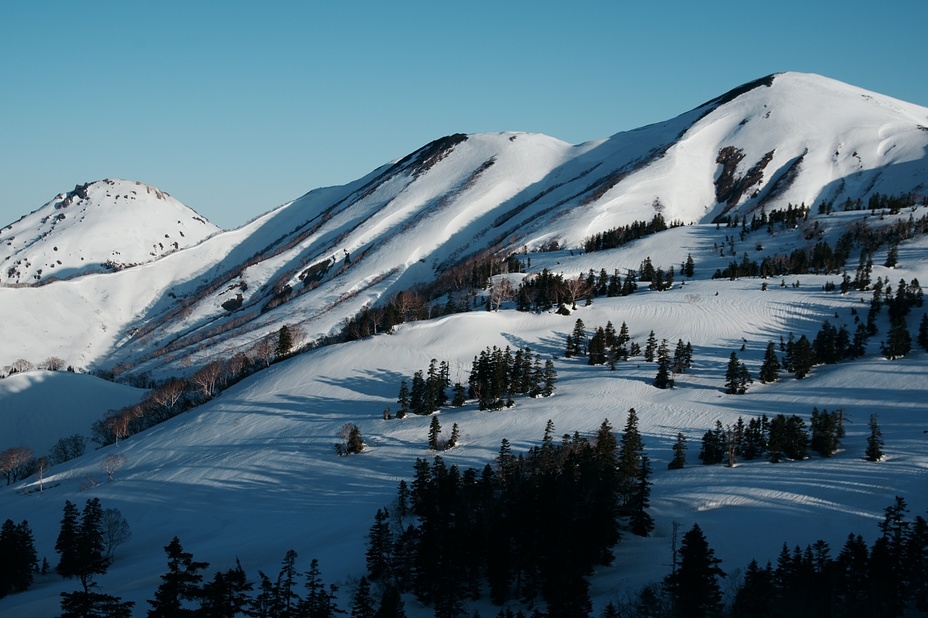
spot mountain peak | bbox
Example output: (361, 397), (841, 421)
(0, 178), (220, 284)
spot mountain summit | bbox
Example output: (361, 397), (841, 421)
(0, 179), (219, 284)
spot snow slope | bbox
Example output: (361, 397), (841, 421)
(0, 215), (926, 616)
(0, 371), (144, 455)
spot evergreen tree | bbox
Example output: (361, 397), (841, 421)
(866, 414), (884, 462)
(74, 498), (108, 594)
(447, 423), (460, 449)
(628, 454), (654, 537)
(60, 589), (134, 618)
(810, 408), (841, 457)
(199, 559), (253, 618)
(428, 416), (442, 451)
(570, 319), (588, 357)
(55, 500), (81, 579)
(699, 421), (726, 465)
(350, 577), (376, 618)
(731, 560), (775, 618)
(366, 508), (393, 582)
(759, 341), (781, 383)
(664, 524), (725, 618)
(790, 335), (816, 379)
(724, 352), (751, 394)
(644, 330), (657, 362)
(668, 433), (687, 470)
(396, 381), (410, 419)
(617, 409), (644, 511)
(346, 425), (364, 455)
(276, 325), (293, 358)
(0, 519), (37, 597)
(147, 537), (210, 618)
(654, 339), (673, 389)
(375, 584), (407, 618)
(542, 359), (557, 397)
(882, 317), (912, 359)
(299, 558), (340, 618)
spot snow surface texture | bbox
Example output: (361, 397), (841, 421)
(0, 72), (927, 616)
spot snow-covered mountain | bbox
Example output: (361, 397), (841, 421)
(1, 72), (927, 617)
(0, 179), (220, 285)
(1, 72), (926, 378)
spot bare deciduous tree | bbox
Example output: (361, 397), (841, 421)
(10, 358), (34, 373)
(40, 356), (66, 371)
(148, 379), (186, 420)
(102, 453), (127, 482)
(488, 278), (515, 311)
(190, 360), (225, 399)
(0, 446), (34, 484)
(101, 508), (132, 563)
(252, 336), (276, 367)
(35, 456), (49, 493)
(564, 274), (591, 309)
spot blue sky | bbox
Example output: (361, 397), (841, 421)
(2, 1), (926, 229)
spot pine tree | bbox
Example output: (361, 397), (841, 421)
(428, 416), (442, 451)
(346, 424), (364, 454)
(628, 454), (654, 537)
(447, 423), (460, 449)
(759, 341), (781, 383)
(55, 500), (81, 579)
(792, 335), (816, 379)
(699, 421), (725, 465)
(617, 409), (644, 511)
(866, 414), (884, 462)
(199, 559), (253, 618)
(644, 330), (657, 362)
(276, 325), (293, 358)
(570, 319), (588, 357)
(724, 351), (750, 394)
(350, 576), (376, 618)
(375, 584), (407, 618)
(654, 340), (673, 389)
(147, 537), (210, 617)
(0, 519), (37, 596)
(396, 381), (410, 419)
(668, 432), (687, 469)
(664, 524), (725, 618)
(882, 317), (912, 359)
(299, 558), (340, 618)
(366, 508), (393, 583)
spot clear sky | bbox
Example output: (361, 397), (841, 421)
(2, 1), (926, 230)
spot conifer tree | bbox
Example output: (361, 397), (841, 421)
(759, 341), (781, 383)
(0, 519), (37, 596)
(299, 558), (340, 618)
(570, 319), (588, 356)
(664, 524), (725, 618)
(644, 331), (657, 362)
(396, 381), (410, 419)
(699, 421), (725, 465)
(428, 416), (442, 451)
(199, 559), (253, 618)
(653, 340), (673, 389)
(275, 325), (293, 358)
(866, 414), (884, 462)
(55, 500), (81, 579)
(366, 509), (393, 582)
(724, 351), (751, 394)
(350, 576), (376, 618)
(147, 537), (210, 617)
(628, 454), (654, 537)
(668, 432), (687, 470)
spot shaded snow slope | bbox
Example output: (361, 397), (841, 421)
(0, 179), (220, 284)
(0, 371), (144, 454)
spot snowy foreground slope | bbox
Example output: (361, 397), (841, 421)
(1, 215), (927, 616)
(1, 72), (926, 377)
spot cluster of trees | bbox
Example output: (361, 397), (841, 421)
(729, 496), (928, 617)
(582, 213), (681, 253)
(91, 325), (300, 447)
(364, 416), (652, 617)
(0, 519), (36, 599)
(467, 346), (556, 410)
(1, 434), (88, 491)
(692, 408), (886, 467)
(394, 348), (556, 416)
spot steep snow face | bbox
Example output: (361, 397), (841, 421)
(0, 179), (220, 284)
